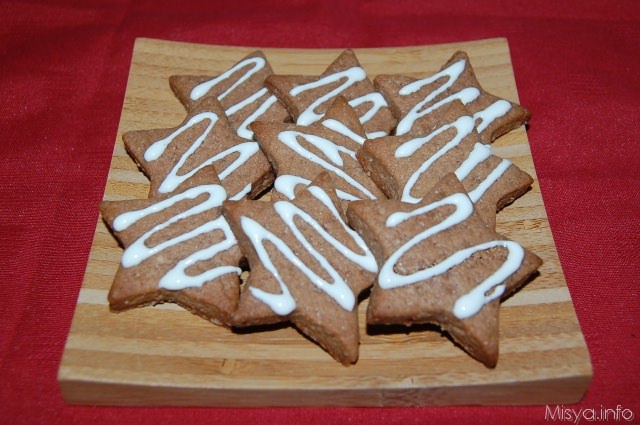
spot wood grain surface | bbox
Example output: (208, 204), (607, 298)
(58, 37), (592, 407)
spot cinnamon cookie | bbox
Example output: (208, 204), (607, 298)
(100, 169), (243, 327)
(170, 50), (290, 139)
(375, 51), (530, 142)
(265, 49), (396, 138)
(356, 101), (532, 229)
(346, 173), (542, 367)
(123, 96), (273, 200)
(251, 96), (386, 204)
(221, 172), (378, 365)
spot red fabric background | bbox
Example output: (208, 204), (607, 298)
(1, 1), (638, 424)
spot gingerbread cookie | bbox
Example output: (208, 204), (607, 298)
(251, 96), (386, 204)
(375, 51), (530, 142)
(123, 96), (274, 200)
(170, 50), (290, 139)
(265, 49), (396, 138)
(346, 173), (542, 367)
(100, 169), (243, 327)
(356, 101), (533, 229)
(221, 172), (378, 365)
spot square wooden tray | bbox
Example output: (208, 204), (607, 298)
(58, 37), (592, 407)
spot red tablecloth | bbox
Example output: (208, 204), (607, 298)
(1, 1), (639, 424)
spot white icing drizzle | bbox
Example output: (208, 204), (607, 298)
(381, 192), (524, 319)
(114, 184), (241, 290)
(224, 87), (267, 117)
(454, 141), (493, 181)
(188, 57), (281, 140)
(474, 99), (512, 133)
(227, 88), (280, 139)
(396, 87), (480, 136)
(113, 184), (224, 232)
(394, 59), (466, 136)
(275, 175), (360, 202)
(399, 60), (467, 96)
(454, 143), (512, 203)
(229, 183), (252, 201)
(143, 111), (259, 197)
(275, 130), (378, 200)
(397, 116), (475, 203)
(321, 119), (366, 145)
(159, 216), (240, 290)
(366, 130), (388, 139)
(240, 185), (377, 315)
(289, 67), (387, 129)
(395, 59), (514, 137)
(144, 112), (218, 162)
(452, 240), (523, 319)
(396, 117), (512, 205)
(273, 175), (308, 200)
(290, 67), (366, 125)
(190, 56), (266, 101)
(347, 92), (389, 126)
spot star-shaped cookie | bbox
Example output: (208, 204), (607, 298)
(356, 101), (533, 229)
(265, 49), (397, 138)
(221, 172), (378, 365)
(123, 96), (274, 200)
(251, 96), (386, 205)
(170, 50), (290, 140)
(375, 51), (531, 142)
(346, 173), (542, 367)
(100, 169), (243, 327)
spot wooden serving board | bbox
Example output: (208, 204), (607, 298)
(58, 37), (592, 407)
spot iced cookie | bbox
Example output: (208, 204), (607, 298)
(251, 96), (386, 204)
(375, 51), (530, 142)
(123, 96), (274, 200)
(346, 173), (542, 367)
(221, 172), (378, 365)
(170, 50), (290, 140)
(265, 49), (396, 138)
(100, 169), (243, 327)
(356, 102), (533, 229)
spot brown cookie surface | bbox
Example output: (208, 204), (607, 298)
(346, 173), (542, 367)
(265, 49), (396, 138)
(100, 174), (243, 327)
(375, 51), (530, 142)
(356, 102), (532, 229)
(170, 50), (290, 139)
(221, 172), (378, 365)
(123, 96), (274, 200)
(252, 96), (386, 204)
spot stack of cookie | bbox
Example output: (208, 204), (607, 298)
(100, 49), (541, 368)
